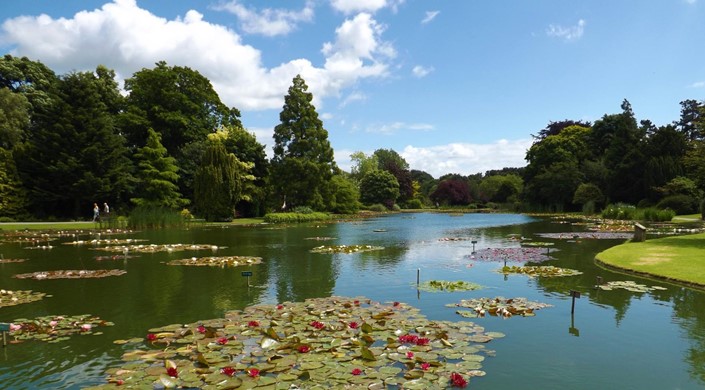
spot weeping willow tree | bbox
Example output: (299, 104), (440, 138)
(194, 132), (254, 221)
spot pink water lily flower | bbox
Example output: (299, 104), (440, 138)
(9, 323), (21, 331)
(80, 324), (92, 332)
(49, 320), (58, 328)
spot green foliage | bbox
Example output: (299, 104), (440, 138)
(0, 148), (26, 218)
(263, 212), (330, 223)
(326, 175), (360, 214)
(359, 170), (399, 208)
(128, 205), (185, 229)
(366, 203), (387, 212)
(637, 207), (676, 222)
(220, 125), (269, 217)
(480, 174), (523, 203)
(573, 183), (604, 206)
(194, 135), (254, 221)
(0, 87), (30, 149)
(131, 128), (187, 209)
(405, 198), (424, 209)
(15, 68), (134, 218)
(601, 203), (636, 220)
(271, 75), (337, 210)
(656, 194), (698, 215)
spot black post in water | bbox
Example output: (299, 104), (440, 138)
(242, 271), (253, 287)
(570, 290), (581, 314)
(471, 240), (477, 253)
(0, 323), (9, 347)
(416, 268), (420, 286)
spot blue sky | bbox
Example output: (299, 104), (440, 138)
(2, 0), (704, 177)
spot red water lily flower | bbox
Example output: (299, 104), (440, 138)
(450, 372), (467, 388)
(166, 367), (178, 378)
(277, 304), (284, 310)
(217, 337), (228, 345)
(298, 345), (311, 353)
(247, 368), (260, 378)
(351, 368), (362, 375)
(398, 334), (419, 344)
(146, 333), (156, 341)
(310, 320), (325, 330)
(415, 337), (430, 346)
(116, 379), (124, 386)
(248, 321), (260, 327)
(353, 300), (360, 306)
(348, 321), (359, 329)
(421, 362), (431, 371)
(221, 366), (236, 377)
(393, 301), (400, 307)
(406, 351), (414, 359)
(197, 325), (206, 334)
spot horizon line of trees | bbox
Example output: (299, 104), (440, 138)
(1, 54), (704, 221)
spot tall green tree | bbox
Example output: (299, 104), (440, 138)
(373, 149), (413, 203)
(0, 55), (57, 114)
(359, 170), (399, 208)
(220, 125), (269, 217)
(0, 148), (26, 218)
(271, 75), (337, 210)
(194, 132), (254, 221)
(0, 87), (30, 149)
(131, 128), (187, 209)
(120, 61), (242, 202)
(15, 68), (133, 218)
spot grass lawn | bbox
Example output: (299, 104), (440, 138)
(595, 232), (705, 288)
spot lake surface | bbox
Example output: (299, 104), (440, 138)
(0, 213), (704, 389)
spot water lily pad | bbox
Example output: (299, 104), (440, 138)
(0, 258), (27, 264)
(536, 232), (633, 240)
(0, 289), (48, 307)
(310, 245), (384, 254)
(597, 280), (666, 293)
(98, 297), (496, 388)
(6, 314), (113, 343)
(92, 243), (224, 253)
(450, 297), (553, 318)
(417, 280), (483, 292)
(13, 269), (126, 280)
(498, 265), (582, 278)
(166, 256), (263, 267)
(63, 238), (148, 246)
(469, 248), (554, 263)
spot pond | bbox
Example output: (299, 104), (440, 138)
(0, 213), (704, 389)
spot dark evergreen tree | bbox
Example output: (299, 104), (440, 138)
(15, 69), (133, 218)
(0, 148), (26, 218)
(131, 128), (187, 209)
(271, 75), (337, 210)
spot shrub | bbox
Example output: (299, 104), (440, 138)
(366, 204), (387, 212)
(638, 207), (675, 222)
(291, 206), (314, 214)
(405, 199), (424, 209)
(0, 216), (16, 223)
(582, 201), (596, 216)
(701, 198), (705, 220)
(263, 212), (329, 223)
(128, 206), (185, 229)
(656, 195), (698, 215)
(601, 203), (636, 220)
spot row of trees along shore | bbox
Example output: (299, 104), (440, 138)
(1, 54), (704, 221)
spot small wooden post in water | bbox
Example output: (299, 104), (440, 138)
(0, 323), (9, 347)
(416, 268), (420, 286)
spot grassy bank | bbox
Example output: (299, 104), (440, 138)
(595, 232), (705, 288)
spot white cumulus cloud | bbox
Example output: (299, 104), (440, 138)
(365, 121), (433, 135)
(412, 65), (433, 78)
(400, 139), (532, 177)
(546, 19), (586, 42)
(421, 10), (439, 24)
(330, 0), (405, 14)
(212, 0), (314, 36)
(1, 0), (395, 112)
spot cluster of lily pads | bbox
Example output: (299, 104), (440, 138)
(92, 243), (223, 253)
(498, 266), (582, 278)
(438, 237), (470, 242)
(166, 256), (263, 267)
(417, 280), (484, 293)
(0, 257), (26, 263)
(63, 238), (148, 246)
(450, 297), (553, 318)
(469, 248), (554, 263)
(596, 280), (668, 293)
(13, 269), (127, 280)
(535, 232), (633, 240)
(89, 297), (497, 389)
(303, 236), (337, 241)
(0, 289), (48, 307)
(310, 244), (384, 254)
(5, 314), (113, 343)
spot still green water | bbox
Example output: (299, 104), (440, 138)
(0, 213), (704, 389)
